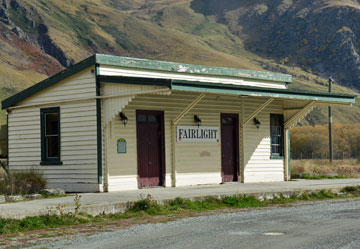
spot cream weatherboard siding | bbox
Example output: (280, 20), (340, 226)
(8, 68), (99, 192)
(103, 83), (285, 190)
(243, 97), (284, 182)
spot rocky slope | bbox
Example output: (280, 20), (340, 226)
(0, 0), (359, 125)
(192, 0), (360, 91)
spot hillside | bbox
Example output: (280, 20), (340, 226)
(191, 0), (360, 90)
(0, 0), (359, 126)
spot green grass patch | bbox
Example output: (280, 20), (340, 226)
(1, 186), (360, 235)
(0, 214), (90, 234)
(300, 173), (346, 180)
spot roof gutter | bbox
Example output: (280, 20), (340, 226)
(170, 80), (356, 104)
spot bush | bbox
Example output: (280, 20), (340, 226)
(167, 197), (186, 211)
(129, 195), (163, 215)
(341, 186), (360, 194)
(0, 169), (47, 195)
(291, 124), (360, 159)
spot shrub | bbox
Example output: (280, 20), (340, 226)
(167, 197), (186, 211)
(341, 186), (360, 194)
(0, 169), (47, 195)
(129, 195), (163, 215)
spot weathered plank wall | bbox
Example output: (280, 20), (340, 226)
(104, 83), (285, 191)
(8, 68), (99, 192)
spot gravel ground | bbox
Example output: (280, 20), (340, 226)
(29, 199), (360, 249)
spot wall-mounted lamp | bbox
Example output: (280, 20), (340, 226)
(253, 118), (261, 129)
(120, 112), (128, 126)
(194, 115), (202, 127)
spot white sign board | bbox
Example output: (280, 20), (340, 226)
(177, 126), (219, 142)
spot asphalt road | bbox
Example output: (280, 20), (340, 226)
(33, 199), (360, 249)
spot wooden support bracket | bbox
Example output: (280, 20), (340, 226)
(284, 101), (316, 129)
(241, 98), (274, 127)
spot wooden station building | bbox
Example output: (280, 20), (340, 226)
(1, 54), (356, 192)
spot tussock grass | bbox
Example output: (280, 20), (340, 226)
(0, 169), (47, 196)
(291, 159), (360, 179)
(1, 186), (360, 235)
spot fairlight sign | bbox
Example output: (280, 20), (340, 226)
(177, 126), (219, 142)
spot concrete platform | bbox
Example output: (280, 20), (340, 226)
(1, 179), (359, 219)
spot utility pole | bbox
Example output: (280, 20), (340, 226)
(328, 77), (333, 162)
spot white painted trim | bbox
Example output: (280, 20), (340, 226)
(99, 65), (287, 89)
(165, 174), (172, 188)
(176, 172), (222, 187)
(108, 173), (222, 191)
(108, 175), (172, 191)
(244, 176), (284, 183)
(108, 175), (138, 191)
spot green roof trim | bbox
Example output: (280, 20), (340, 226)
(171, 80), (356, 104)
(2, 55), (96, 109)
(99, 75), (355, 103)
(94, 54), (292, 83)
(98, 75), (172, 87)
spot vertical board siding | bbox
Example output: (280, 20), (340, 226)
(105, 84), (285, 190)
(8, 68), (99, 192)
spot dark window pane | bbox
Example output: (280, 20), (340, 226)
(271, 136), (279, 145)
(271, 126), (281, 137)
(138, 114), (147, 122)
(147, 114), (157, 123)
(272, 145), (280, 154)
(46, 113), (59, 135)
(42, 108), (60, 162)
(47, 136), (59, 158)
(270, 114), (284, 157)
(221, 117), (234, 125)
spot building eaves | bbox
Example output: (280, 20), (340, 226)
(171, 80), (356, 104)
(95, 54), (292, 83)
(97, 75), (356, 104)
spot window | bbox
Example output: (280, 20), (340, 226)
(41, 107), (62, 165)
(137, 114), (159, 123)
(270, 114), (284, 158)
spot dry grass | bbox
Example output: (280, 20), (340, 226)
(291, 159), (360, 178)
(0, 168), (47, 196)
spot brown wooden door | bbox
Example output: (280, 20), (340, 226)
(136, 110), (165, 188)
(221, 113), (239, 182)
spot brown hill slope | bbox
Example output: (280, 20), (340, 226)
(0, 0), (359, 125)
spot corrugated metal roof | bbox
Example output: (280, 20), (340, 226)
(95, 54), (292, 83)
